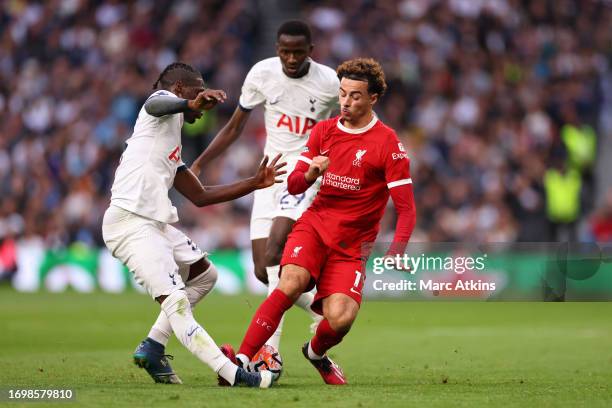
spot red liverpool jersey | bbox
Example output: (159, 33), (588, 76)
(287, 115), (415, 254)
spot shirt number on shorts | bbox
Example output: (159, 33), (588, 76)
(351, 270), (364, 295)
(280, 189), (306, 210)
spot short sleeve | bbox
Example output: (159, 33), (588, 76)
(382, 134), (412, 189)
(238, 65), (266, 110)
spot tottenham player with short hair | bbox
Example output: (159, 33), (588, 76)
(191, 21), (339, 351)
(233, 58), (416, 385)
(102, 62), (285, 388)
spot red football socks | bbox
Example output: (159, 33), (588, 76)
(310, 319), (346, 356)
(238, 289), (294, 358)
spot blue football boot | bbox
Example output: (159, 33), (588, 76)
(133, 338), (182, 384)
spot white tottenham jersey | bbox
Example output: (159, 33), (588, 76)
(110, 90), (185, 224)
(239, 57), (339, 158)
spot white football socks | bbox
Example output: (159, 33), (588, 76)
(161, 290), (237, 385)
(264, 265), (323, 351)
(148, 264), (217, 346)
(307, 341), (323, 360)
(295, 290), (324, 333)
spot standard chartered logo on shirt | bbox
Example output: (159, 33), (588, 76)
(323, 172), (361, 191)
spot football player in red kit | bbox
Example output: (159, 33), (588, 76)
(233, 58), (416, 385)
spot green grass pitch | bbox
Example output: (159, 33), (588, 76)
(1, 287), (611, 407)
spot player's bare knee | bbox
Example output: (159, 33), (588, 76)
(326, 309), (355, 333)
(277, 265), (309, 301)
(325, 297), (359, 333)
(276, 278), (302, 301)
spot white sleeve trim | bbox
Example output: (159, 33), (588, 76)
(387, 178), (412, 189)
(298, 156), (313, 165)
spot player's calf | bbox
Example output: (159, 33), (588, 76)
(299, 294), (358, 385)
(322, 293), (359, 334)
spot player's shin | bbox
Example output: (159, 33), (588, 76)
(238, 289), (294, 359)
(147, 263), (217, 346)
(161, 290), (237, 382)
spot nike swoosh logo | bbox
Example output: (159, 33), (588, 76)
(320, 149), (330, 155)
(350, 287), (361, 296)
(187, 326), (199, 337)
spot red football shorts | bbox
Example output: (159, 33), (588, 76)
(280, 218), (366, 315)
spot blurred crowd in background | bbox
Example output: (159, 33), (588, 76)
(1, 0), (611, 274)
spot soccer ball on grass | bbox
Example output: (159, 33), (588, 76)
(250, 345), (283, 381)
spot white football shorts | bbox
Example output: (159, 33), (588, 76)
(102, 205), (207, 299)
(250, 156), (320, 241)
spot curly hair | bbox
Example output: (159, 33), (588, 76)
(336, 58), (387, 96)
(153, 62), (201, 90)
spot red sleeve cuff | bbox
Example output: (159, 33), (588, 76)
(287, 160), (313, 195)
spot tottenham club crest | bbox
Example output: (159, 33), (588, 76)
(353, 149), (367, 167)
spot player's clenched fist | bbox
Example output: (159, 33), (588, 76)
(188, 89), (227, 111)
(305, 156), (329, 182)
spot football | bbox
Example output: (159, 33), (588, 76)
(250, 345), (283, 381)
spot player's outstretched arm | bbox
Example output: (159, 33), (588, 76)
(174, 154), (286, 207)
(190, 107), (251, 177)
(145, 89), (226, 117)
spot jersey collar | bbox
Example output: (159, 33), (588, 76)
(337, 114), (378, 134)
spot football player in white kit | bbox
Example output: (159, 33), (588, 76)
(191, 21), (339, 354)
(101, 62), (286, 387)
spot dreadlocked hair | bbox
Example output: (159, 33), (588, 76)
(152, 62), (201, 90)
